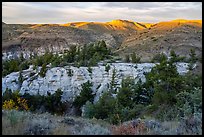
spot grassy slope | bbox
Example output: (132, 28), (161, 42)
(2, 109), (202, 135)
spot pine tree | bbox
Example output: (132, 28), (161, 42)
(131, 52), (137, 63)
(18, 70), (23, 85)
(117, 77), (135, 108)
(169, 50), (179, 63)
(93, 92), (116, 119)
(20, 53), (25, 62)
(189, 49), (197, 63)
(39, 63), (47, 77)
(125, 54), (130, 63)
(105, 64), (110, 72)
(110, 68), (117, 93)
(146, 57), (183, 105)
(151, 53), (167, 63)
(73, 81), (94, 115)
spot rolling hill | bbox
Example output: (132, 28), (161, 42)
(2, 19), (202, 62)
(116, 19), (202, 61)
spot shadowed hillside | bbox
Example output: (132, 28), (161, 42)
(2, 19), (202, 63)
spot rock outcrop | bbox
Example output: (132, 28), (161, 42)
(2, 63), (190, 103)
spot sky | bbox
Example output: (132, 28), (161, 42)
(2, 2), (202, 24)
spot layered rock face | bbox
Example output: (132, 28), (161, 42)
(2, 63), (190, 103)
(2, 31), (117, 61)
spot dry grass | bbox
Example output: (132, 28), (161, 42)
(162, 121), (179, 130)
(2, 109), (201, 135)
(2, 110), (112, 135)
(111, 122), (147, 135)
(51, 123), (72, 135)
(2, 110), (29, 135)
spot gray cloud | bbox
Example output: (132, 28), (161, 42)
(103, 2), (163, 10)
(103, 2), (201, 10)
(2, 2), (202, 24)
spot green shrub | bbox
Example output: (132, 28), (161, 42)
(169, 50), (186, 63)
(125, 54), (130, 63)
(7, 110), (19, 126)
(73, 81), (95, 115)
(152, 90), (176, 105)
(39, 64), (47, 77)
(83, 101), (95, 118)
(18, 70), (24, 85)
(20, 53), (25, 62)
(154, 105), (179, 121)
(2, 88), (13, 102)
(87, 67), (92, 74)
(151, 53), (167, 63)
(44, 89), (66, 114)
(2, 59), (20, 76)
(117, 77), (135, 108)
(176, 87), (202, 118)
(131, 52), (141, 63)
(23, 89), (66, 115)
(146, 56), (184, 105)
(34, 56), (44, 67)
(110, 68), (117, 92)
(19, 61), (29, 70)
(145, 104), (158, 114)
(67, 68), (73, 77)
(105, 64), (110, 72)
(67, 41), (111, 67)
(181, 72), (202, 92)
(92, 92), (116, 120)
(51, 55), (61, 67)
(188, 49), (197, 63)
(2, 41), (112, 77)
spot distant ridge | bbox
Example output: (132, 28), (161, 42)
(2, 18), (202, 63)
(28, 19), (201, 31)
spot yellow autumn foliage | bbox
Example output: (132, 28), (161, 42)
(3, 99), (18, 110)
(17, 97), (29, 110)
(3, 97), (29, 111)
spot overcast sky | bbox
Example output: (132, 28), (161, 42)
(2, 2), (202, 24)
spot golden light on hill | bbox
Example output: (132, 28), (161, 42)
(171, 19), (202, 24)
(29, 19), (202, 31)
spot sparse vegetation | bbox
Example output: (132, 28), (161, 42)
(87, 67), (92, 74)
(105, 64), (110, 72)
(2, 41), (112, 77)
(18, 70), (24, 85)
(151, 52), (167, 63)
(63, 40), (111, 67)
(67, 68), (73, 77)
(125, 54), (130, 63)
(110, 68), (117, 93)
(188, 49), (198, 70)
(39, 63), (47, 77)
(131, 52), (141, 63)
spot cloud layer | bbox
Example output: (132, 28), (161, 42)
(2, 2), (202, 24)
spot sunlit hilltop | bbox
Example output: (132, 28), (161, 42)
(28, 19), (202, 31)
